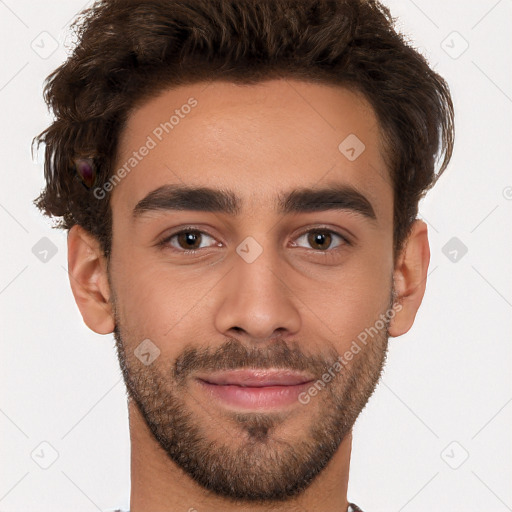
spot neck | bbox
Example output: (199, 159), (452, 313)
(128, 399), (352, 512)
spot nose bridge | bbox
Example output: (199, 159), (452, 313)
(234, 239), (283, 298)
(214, 234), (301, 340)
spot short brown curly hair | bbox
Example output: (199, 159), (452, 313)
(32, 0), (454, 260)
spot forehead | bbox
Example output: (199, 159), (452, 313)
(111, 79), (392, 220)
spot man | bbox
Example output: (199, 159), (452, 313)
(33, 0), (454, 510)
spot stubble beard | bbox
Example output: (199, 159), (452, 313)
(111, 294), (393, 503)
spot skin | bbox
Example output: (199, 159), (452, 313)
(67, 79), (430, 512)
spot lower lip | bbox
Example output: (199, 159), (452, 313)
(196, 380), (313, 409)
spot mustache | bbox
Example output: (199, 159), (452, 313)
(172, 337), (338, 385)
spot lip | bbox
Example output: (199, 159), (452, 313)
(195, 369), (315, 410)
(196, 369), (315, 387)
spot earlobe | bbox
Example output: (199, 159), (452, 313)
(67, 225), (115, 335)
(388, 220), (430, 337)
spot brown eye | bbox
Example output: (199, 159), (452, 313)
(176, 231), (202, 250)
(163, 230), (219, 252)
(293, 229), (348, 251)
(307, 231), (333, 250)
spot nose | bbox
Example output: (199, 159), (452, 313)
(214, 243), (302, 342)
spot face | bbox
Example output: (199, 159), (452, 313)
(107, 79), (396, 501)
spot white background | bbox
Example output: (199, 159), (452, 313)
(0, 0), (511, 511)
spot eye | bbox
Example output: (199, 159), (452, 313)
(160, 229), (220, 253)
(292, 229), (350, 251)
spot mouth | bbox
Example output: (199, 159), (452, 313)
(195, 369), (315, 409)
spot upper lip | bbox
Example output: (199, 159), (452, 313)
(196, 369), (315, 387)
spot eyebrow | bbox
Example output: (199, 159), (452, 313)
(132, 183), (377, 221)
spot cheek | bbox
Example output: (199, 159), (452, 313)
(315, 250), (393, 345)
(111, 257), (217, 357)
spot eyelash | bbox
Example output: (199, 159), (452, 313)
(157, 226), (352, 256)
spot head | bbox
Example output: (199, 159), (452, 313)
(33, 0), (454, 504)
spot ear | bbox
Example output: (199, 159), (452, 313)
(389, 220), (430, 337)
(67, 225), (115, 335)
